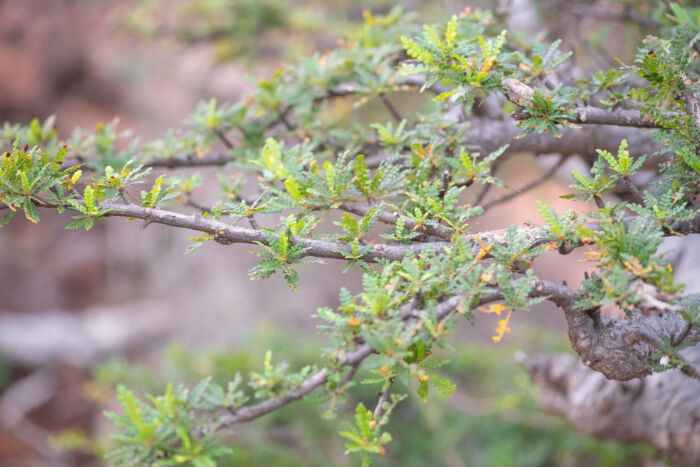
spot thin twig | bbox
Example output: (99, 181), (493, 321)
(379, 93), (402, 123)
(246, 214), (261, 231)
(60, 105), (663, 173)
(474, 155), (507, 206)
(185, 195), (210, 214)
(482, 155), (567, 210)
(214, 129), (234, 150)
(373, 376), (396, 419)
(474, 183), (494, 207)
(673, 321), (695, 347)
(145, 153), (234, 169)
(594, 195), (605, 209)
(620, 176), (645, 205)
(634, 329), (700, 381)
(340, 360), (362, 387)
(339, 203), (454, 241)
(265, 106), (295, 132)
(118, 188), (131, 205)
(267, 106), (293, 130)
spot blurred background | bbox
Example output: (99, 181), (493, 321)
(0, 0), (692, 465)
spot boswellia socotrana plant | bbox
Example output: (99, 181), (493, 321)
(2, 2), (700, 465)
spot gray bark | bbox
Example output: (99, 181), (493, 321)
(463, 116), (663, 161)
(527, 351), (700, 466)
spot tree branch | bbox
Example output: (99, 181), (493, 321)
(527, 352), (700, 465)
(8, 200), (700, 266)
(339, 203), (454, 241)
(62, 152), (236, 172)
(220, 368), (330, 425)
(571, 106), (662, 128)
(365, 113), (664, 169)
(560, 293), (700, 381)
(503, 78), (666, 129)
(98, 202), (451, 262)
(209, 280), (564, 431)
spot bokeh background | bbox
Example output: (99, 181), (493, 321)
(0, 1), (692, 465)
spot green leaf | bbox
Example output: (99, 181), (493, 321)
(22, 199), (40, 223)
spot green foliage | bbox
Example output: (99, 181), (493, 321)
(400, 11), (509, 107)
(628, 24), (700, 178)
(1, 5), (698, 466)
(372, 120), (407, 146)
(249, 351), (316, 399)
(514, 39), (572, 81)
(249, 226), (311, 290)
(188, 99), (240, 134)
(70, 120), (140, 171)
(124, 0), (290, 61)
(535, 200), (580, 244)
(340, 402), (394, 466)
(566, 154), (615, 205)
(597, 139), (646, 178)
(488, 226), (548, 271)
(105, 383), (236, 466)
(413, 357), (456, 403)
(90, 332), (660, 467)
(140, 175), (180, 208)
(564, 139), (650, 208)
(65, 185), (112, 230)
(93, 161), (152, 196)
(577, 69), (629, 108)
(631, 188), (697, 229)
(517, 87), (579, 137)
(576, 207), (680, 314)
(680, 295), (700, 328)
(399, 10), (576, 119)
(448, 145), (508, 189)
(647, 336), (696, 374)
(0, 139), (72, 224)
(666, 2), (700, 33)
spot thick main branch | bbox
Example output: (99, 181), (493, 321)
(527, 352), (700, 466)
